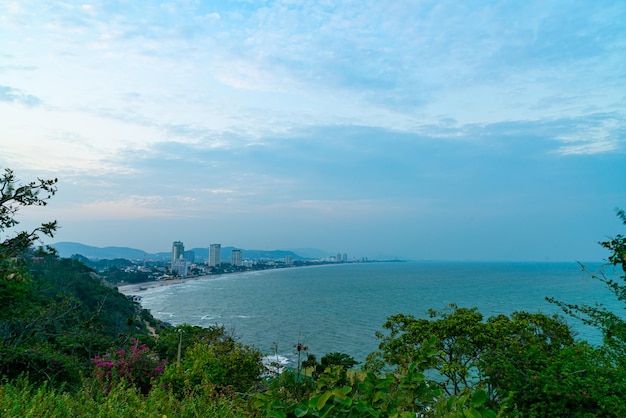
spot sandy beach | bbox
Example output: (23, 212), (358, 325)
(117, 276), (208, 295)
(117, 263), (342, 295)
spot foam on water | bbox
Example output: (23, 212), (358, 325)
(262, 354), (292, 376)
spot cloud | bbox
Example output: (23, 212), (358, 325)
(1, 0), (624, 259)
(62, 196), (177, 220)
(554, 115), (625, 155)
(0, 85), (40, 106)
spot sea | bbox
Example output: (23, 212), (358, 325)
(122, 261), (623, 367)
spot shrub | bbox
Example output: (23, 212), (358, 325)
(91, 338), (167, 395)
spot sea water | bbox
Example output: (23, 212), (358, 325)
(124, 261), (622, 366)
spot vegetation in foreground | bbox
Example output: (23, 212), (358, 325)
(1, 167), (626, 417)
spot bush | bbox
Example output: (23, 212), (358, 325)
(91, 338), (167, 395)
(158, 340), (263, 398)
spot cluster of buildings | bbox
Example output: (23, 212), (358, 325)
(170, 241), (244, 277)
(169, 241), (352, 278)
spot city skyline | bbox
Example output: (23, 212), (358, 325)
(1, 1), (625, 262)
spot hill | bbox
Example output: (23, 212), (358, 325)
(1, 251), (156, 387)
(51, 242), (151, 260)
(50, 242), (314, 261)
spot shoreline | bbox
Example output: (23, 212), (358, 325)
(117, 275), (209, 295)
(117, 262), (353, 295)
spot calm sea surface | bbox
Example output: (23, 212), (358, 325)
(124, 261), (621, 366)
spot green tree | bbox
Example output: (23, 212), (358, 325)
(306, 351), (359, 385)
(548, 208), (626, 355)
(0, 168), (58, 261)
(154, 324), (236, 363)
(255, 340), (496, 418)
(367, 305), (575, 402)
(479, 312), (578, 415)
(0, 252), (153, 387)
(0, 168), (58, 319)
(158, 339), (263, 396)
(367, 305), (489, 396)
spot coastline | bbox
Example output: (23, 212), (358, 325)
(117, 262), (355, 296)
(117, 276), (207, 295)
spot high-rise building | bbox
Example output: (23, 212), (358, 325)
(171, 258), (188, 277)
(231, 249), (243, 267)
(209, 244), (221, 267)
(172, 241), (184, 267)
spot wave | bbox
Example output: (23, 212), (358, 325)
(262, 354), (291, 376)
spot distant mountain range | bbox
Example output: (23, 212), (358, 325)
(49, 242), (329, 261)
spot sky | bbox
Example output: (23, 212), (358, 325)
(1, 0), (625, 261)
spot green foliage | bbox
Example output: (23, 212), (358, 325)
(305, 351), (359, 386)
(91, 338), (167, 395)
(0, 168), (58, 259)
(154, 324), (235, 363)
(155, 324), (263, 399)
(255, 340), (497, 417)
(429, 389), (498, 418)
(0, 376), (247, 417)
(367, 305), (491, 395)
(0, 168), (154, 387)
(366, 304), (597, 415)
(158, 338), (263, 397)
(481, 311), (574, 397)
(320, 352), (359, 370)
(520, 343), (626, 417)
(0, 253), (153, 387)
(548, 209), (626, 352)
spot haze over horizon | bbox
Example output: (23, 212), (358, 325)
(1, 1), (625, 262)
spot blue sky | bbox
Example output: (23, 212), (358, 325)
(1, 0), (625, 260)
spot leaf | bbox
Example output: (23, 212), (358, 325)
(479, 408), (497, 418)
(470, 389), (488, 407)
(463, 408), (483, 418)
(317, 391), (332, 410)
(332, 388), (348, 399)
(373, 390), (386, 402)
(294, 406), (309, 417)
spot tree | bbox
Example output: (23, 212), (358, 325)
(0, 169), (62, 383)
(366, 305), (489, 396)
(0, 170), (156, 387)
(0, 168), (58, 260)
(479, 311), (576, 412)
(547, 208), (626, 355)
(158, 339), (263, 396)
(367, 305), (575, 400)
(154, 324), (236, 363)
(305, 351), (359, 384)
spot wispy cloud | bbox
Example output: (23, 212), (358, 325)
(555, 115), (625, 155)
(0, 85), (40, 106)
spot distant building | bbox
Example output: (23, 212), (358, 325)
(342, 253), (348, 263)
(171, 241), (184, 268)
(285, 255), (293, 266)
(209, 244), (221, 267)
(171, 258), (189, 277)
(337, 253), (342, 263)
(183, 250), (195, 263)
(231, 249), (243, 267)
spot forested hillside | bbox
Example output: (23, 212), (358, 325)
(0, 251), (155, 386)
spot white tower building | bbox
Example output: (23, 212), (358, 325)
(209, 244), (221, 267)
(231, 249), (243, 267)
(171, 241), (184, 268)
